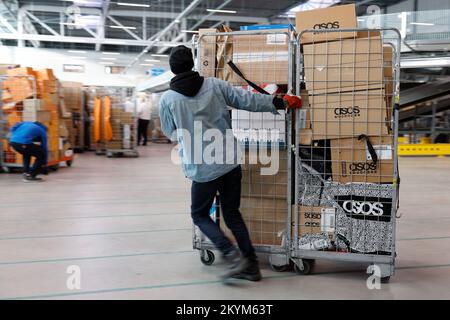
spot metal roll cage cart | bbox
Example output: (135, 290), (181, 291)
(1, 75), (38, 173)
(293, 28), (401, 281)
(192, 29), (296, 270)
(191, 27), (400, 281)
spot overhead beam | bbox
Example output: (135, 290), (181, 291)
(123, 0), (204, 73)
(107, 15), (142, 41)
(0, 32), (187, 47)
(156, 0), (232, 54)
(0, 14), (17, 33)
(96, 0), (110, 51)
(24, 11), (60, 36)
(21, 5), (269, 23)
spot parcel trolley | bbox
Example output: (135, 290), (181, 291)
(192, 28), (297, 270)
(292, 28), (401, 281)
(1, 75), (74, 172)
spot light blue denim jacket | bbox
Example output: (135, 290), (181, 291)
(159, 77), (277, 182)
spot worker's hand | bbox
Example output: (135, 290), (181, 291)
(283, 94), (302, 109)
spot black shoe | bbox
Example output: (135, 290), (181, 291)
(23, 174), (43, 182)
(220, 256), (251, 282)
(143, 142), (147, 146)
(231, 258), (262, 282)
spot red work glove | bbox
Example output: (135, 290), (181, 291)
(283, 94), (302, 109)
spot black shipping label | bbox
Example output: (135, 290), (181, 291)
(335, 195), (393, 222)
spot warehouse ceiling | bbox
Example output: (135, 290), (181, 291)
(2, 0), (409, 53)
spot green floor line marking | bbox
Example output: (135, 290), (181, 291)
(0, 228), (192, 241)
(0, 198), (189, 208)
(1, 274), (298, 300)
(0, 212), (187, 222)
(0, 250), (193, 266)
(398, 235), (450, 241)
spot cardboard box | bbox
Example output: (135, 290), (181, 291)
(303, 32), (383, 93)
(229, 29), (290, 85)
(222, 197), (288, 246)
(3, 77), (34, 102)
(309, 88), (388, 140)
(383, 45), (394, 133)
(330, 135), (394, 183)
(296, 4), (357, 44)
(296, 205), (336, 237)
(198, 28), (217, 78)
(22, 110), (51, 123)
(6, 67), (34, 77)
(0, 64), (20, 75)
(36, 68), (55, 80)
(23, 99), (45, 111)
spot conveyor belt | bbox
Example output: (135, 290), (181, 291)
(399, 81), (450, 122)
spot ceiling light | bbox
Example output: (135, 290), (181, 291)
(181, 30), (199, 33)
(117, 2), (150, 8)
(410, 22), (434, 26)
(151, 54), (169, 57)
(102, 52), (121, 55)
(206, 9), (237, 14)
(64, 65), (84, 70)
(174, 19), (180, 23)
(68, 50), (87, 54)
(70, 56), (86, 59)
(140, 64), (154, 67)
(100, 62), (115, 65)
(101, 57), (117, 60)
(145, 59), (160, 62)
(110, 25), (137, 30)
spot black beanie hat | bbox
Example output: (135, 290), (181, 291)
(169, 45), (194, 74)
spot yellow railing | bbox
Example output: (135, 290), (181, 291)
(398, 143), (450, 156)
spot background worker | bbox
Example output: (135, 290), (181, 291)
(8, 121), (48, 182)
(137, 94), (152, 146)
(159, 45), (302, 282)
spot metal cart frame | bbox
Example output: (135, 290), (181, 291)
(292, 28), (401, 280)
(192, 29), (297, 269)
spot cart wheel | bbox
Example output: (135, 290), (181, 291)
(381, 276), (390, 283)
(66, 160), (72, 167)
(200, 250), (215, 266)
(294, 259), (314, 275)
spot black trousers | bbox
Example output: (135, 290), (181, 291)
(138, 119), (150, 145)
(191, 166), (256, 259)
(9, 142), (46, 177)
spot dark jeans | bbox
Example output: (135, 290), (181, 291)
(138, 119), (150, 145)
(191, 166), (256, 259)
(9, 142), (46, 177)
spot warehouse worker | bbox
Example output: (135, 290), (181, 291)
(159, 45), (302, 282)
(137, 95), (152, 146)
(9, 121), (48, 182)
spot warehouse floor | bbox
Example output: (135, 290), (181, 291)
(0, 144), (449, 300)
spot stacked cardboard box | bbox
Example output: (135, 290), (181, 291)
(199, 26), (291, 86)
(297, 4), (394, 184)
(221, 149), (289, 245)
(3, 67), (35, 103)
(60, 82), (84, 149)
(1, 65), (65, 165)
(106, 108), (135, 150)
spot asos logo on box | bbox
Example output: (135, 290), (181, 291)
(313, 21), (340, 31)
(334, 106), (361, 118)
(335, 196), (393, 222)
(342, 200), (384, 216)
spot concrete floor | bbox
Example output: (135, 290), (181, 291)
(0, 144), (449, 300)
